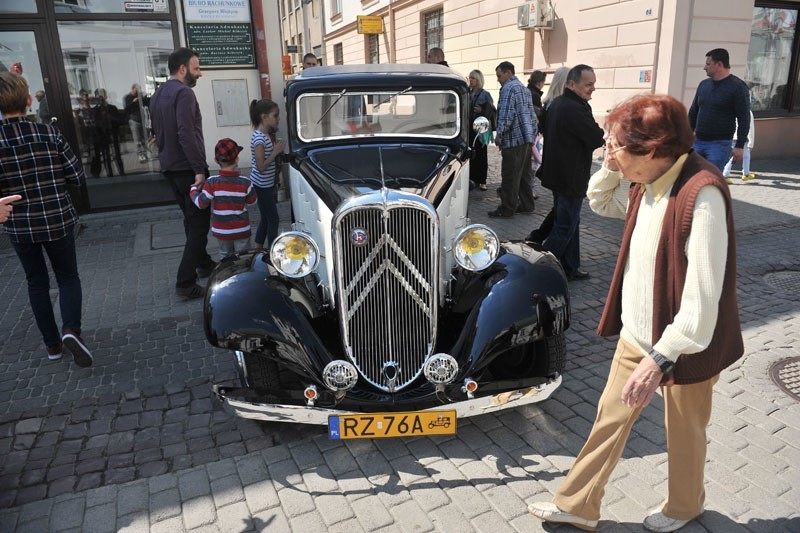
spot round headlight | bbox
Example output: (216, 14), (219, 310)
(453, 224), (499, 272)
(424, 354), (459, 384)
(323, 360), (358, 391)
(270, 232), (319, 278)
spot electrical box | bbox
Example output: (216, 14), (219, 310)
(517, 1), (553, 30)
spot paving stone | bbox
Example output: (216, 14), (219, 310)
(179, 468), (211, 500)
(83, 501), (117, 533)
(182, 495), (216, 530)
(243, 480), (279, 513)
(210, 475), (245, 508)
(50, 496), (85, 530)
(350, 495), (394, 531)
(149, 487), (182, 523)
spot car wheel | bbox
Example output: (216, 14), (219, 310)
(489, 334), (566, 379)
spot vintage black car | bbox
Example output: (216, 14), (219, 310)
(204, 64), (570, 438)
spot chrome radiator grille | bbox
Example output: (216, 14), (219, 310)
(334, 197), (438, 392)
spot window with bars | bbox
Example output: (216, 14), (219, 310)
(746, 3), (800, 114)
(367, 34), (380, 64)
(423, 8), (443, 61)
(334, 43), (344, 65)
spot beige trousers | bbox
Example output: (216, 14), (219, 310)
(553, 338), (718, 521)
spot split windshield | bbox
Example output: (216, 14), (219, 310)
(296, 90), (460, 142)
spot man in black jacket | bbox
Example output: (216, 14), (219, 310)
(537, 64), (604, 281)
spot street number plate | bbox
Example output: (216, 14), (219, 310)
(328, 410), (457, 439)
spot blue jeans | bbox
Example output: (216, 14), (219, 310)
(693, 139), (732, 172)
(254, 185), (279, 248)
(11, 230), (82, 347)
(543, 192), (583, 277)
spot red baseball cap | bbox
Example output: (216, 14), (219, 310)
(214, 138), (243, 164)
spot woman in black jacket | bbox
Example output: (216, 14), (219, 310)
(468, 69), (494, 191)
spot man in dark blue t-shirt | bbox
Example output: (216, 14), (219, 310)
(688, 48), (751, 171)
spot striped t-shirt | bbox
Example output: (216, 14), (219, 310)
(249, 129), (277, 188)
(190, 169), (257, 240)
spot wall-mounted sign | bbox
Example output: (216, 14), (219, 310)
(183, 0), (250, 23)
(357, 15), (384, 34)
(183, 0), (254, 68)
(186, 23), (255, 67)
(282, 55), (293, 76)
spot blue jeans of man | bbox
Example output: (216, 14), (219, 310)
(165, 170), (214, 288)
(11, 230), (82, 348)
(254, 185), (279, 248)
(692, 139), (732, 172)
(543, 192), (583, 277)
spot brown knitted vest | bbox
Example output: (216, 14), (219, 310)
(597, 152), (744, 384)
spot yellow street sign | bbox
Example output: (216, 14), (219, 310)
(357, 15), (384, 34)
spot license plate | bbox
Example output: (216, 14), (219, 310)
(328, 410), (456, 440)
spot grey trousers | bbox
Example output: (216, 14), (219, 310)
(498, 143), (535, 215)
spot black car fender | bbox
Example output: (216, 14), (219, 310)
(445, 242), (570, 375)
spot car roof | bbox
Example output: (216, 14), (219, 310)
(286, 64), (468, 98)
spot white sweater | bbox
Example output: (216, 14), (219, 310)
(587, 155), (728, 362)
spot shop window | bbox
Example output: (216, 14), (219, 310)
(746, 4), (799, 113)
(334, 43), (343, 65)
(0, 2), (38, 13)
(422, 8), (443, 62)
(53, 0), (170, 14)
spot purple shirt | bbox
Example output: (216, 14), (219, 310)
(149, 79), (207, 174)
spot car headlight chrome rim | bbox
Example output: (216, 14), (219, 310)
(270, 231), (320, 278)
(453, 224), (499, 272)
(323, 360), (359, 391)
(424, 354), (459, 384)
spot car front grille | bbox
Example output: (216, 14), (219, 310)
(334, 195), (439, 392)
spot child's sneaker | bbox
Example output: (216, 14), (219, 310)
(46, 343), (63, 361)
(62, 330), (93, 367)
(742, 173), (756, 181)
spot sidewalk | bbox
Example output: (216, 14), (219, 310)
(0, 152), (798, 532)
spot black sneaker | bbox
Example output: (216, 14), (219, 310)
(176, 283), (205, 300)
(515, 207), (535, 214)
(567, 269), (591, 281)
(61, 330), (93, 368)
(196, 261), (218, 278)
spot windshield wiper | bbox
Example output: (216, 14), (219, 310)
(372, 86), (412, 110)
(317, 89), (347, 125)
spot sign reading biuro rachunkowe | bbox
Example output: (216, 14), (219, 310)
(183, 0), (255, 68)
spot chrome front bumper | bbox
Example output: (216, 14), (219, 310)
(211, 375), (561, 425)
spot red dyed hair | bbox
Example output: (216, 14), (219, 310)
(606, 94), (694, 159)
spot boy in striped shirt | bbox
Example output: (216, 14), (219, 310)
(190, 138), (257, 260)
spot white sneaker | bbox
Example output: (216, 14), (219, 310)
(528, 501), (598, 531)
(643, 507), (703, 532)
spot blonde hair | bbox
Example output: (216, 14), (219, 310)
(542, 66), (570, 108)
(0, 72), (29, 115)
(469, 70), (485, 90)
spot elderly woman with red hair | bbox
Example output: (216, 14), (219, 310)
(530, 94), (744, 532)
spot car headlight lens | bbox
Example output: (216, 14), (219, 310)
(270, 232), (319, 278)
(453, 224), (499, 271)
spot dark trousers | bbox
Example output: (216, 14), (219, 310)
(543, 192), (583, 277)
(470, 143), (489, 186)
(12, 230), (82, 347)
(499, 143), (535, 215)
(165, 171), (213, 288)
(254, 185), (279, 248)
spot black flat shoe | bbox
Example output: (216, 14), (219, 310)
(567, 269), (590, 281)
(488, 209), (513, 218)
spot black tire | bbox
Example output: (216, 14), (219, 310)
(489, 334), (566, 379)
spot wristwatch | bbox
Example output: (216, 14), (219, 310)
(648, 349), (676, 374)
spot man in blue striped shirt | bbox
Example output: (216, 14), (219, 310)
(488, 61), (537, 218)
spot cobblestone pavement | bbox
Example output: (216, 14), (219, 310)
(1, 150), (798, 532)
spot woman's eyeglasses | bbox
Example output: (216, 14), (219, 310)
(605, 143), (626, 156)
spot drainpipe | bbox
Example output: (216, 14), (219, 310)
(252, 0), (272, 100)
(651, 0), (664, 94)
(389, 1), (396, 64)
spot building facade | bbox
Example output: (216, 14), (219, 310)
(324, 0), (800, 159)
(1, 0), (286, 211)
(278, 0), (326, 72)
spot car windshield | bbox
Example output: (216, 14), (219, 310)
(296, 90), (460, 142)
